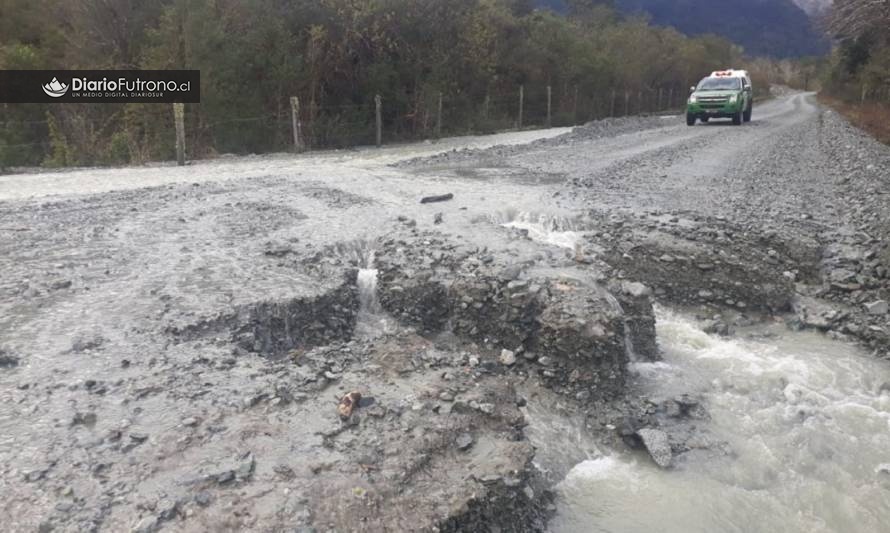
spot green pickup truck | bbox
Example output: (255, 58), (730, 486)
(686, 70), (753, 126)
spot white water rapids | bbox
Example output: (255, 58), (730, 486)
(553, 309), (890, 533)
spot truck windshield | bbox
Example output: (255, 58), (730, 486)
(697, 77), (741, 91)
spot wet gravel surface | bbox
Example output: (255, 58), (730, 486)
(1, 91), (889, 531)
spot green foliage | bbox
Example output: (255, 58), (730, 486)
(43, 112), (73, 168)
(822, 1), (890, 103)
(0, 0), (793, 167)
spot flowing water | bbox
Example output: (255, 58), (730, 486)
(553, 309), (890, 533)
(494, 210), (585, 251)
(353, 250), (396, 339)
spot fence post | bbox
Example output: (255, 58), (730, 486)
(658, 88), (664, 111)
(173, 103), (185, 166)
(546, 85), (552, 128)
(290, 96), (305, 153)
(375, 94), (382, 147)
(637, 91), (642, 115)
(624, 91), (630, 116)
(436, 92), (443, 139)
(610, 89), (616, 117)
(669, 87), (674, 110)
(572, 84), (579, 123)
(518, 85), (524, 129)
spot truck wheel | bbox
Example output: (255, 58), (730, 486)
(732, 111), (742, 125)
(686, 113), (696, 126)
(743, 106), (752, 122)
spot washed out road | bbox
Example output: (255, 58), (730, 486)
(2, 91), (889, 532)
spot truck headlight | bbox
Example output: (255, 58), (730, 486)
(729, 94), (738, 104)
(688, 95), (697, 103)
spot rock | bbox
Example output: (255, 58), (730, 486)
(0, 349), (19, 368)
(622, 281), (651, 298)
(181, 417), (200, 427)
(72, 412), (98, 427)
(156, 499), (179, 521)
(338, 391), (362, 420)
(829, 268), (856, 283)
(456, 433), (474, 451)
(194, 491), (212, 507)
(636, 428), (672, 468)
(420, 193), (454, 204)
(50, 279), (72, 290)
(702, 320), (730, 336)
(433, 212), (444, 225)
(56, 502), (74, 513)
(71, 336), (104, 352)
(235, 452), (255, 481)
(476, 403), (495, 415)
(499, 349), (516, 366)
(132, 515), (161, 533)
(865, 300), (888, 315)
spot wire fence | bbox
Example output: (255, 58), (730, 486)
(0, 84), (690, 169)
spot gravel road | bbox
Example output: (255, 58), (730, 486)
(1, 91), (888, 532)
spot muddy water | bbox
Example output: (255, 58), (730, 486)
(553, 310), (890, 533)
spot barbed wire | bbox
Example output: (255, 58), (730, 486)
(0, 85), (690, 165)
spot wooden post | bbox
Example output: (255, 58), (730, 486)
(375, 94), (382, 147)
(637, 91), (642, 115)
(436, 92), (443, 138)
(658, 88), (664, 111)
(624, 91), (630, 116)
(669, 87), (674, 110)
(173, 103), (185, 166)
(290, 96), (305, 153)
(546, 85), (552, 128)
(610, 89), (616, 117)
(518, 85), (524, 129)
(572, 84), (579, 123)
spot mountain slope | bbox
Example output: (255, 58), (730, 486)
(614, 0), (828, 57)
(792, 0), (832, 16)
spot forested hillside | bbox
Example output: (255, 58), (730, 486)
(2, 0), (777, 168)
(821, 0), (890, 143)
(614, 0), (829, 57)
